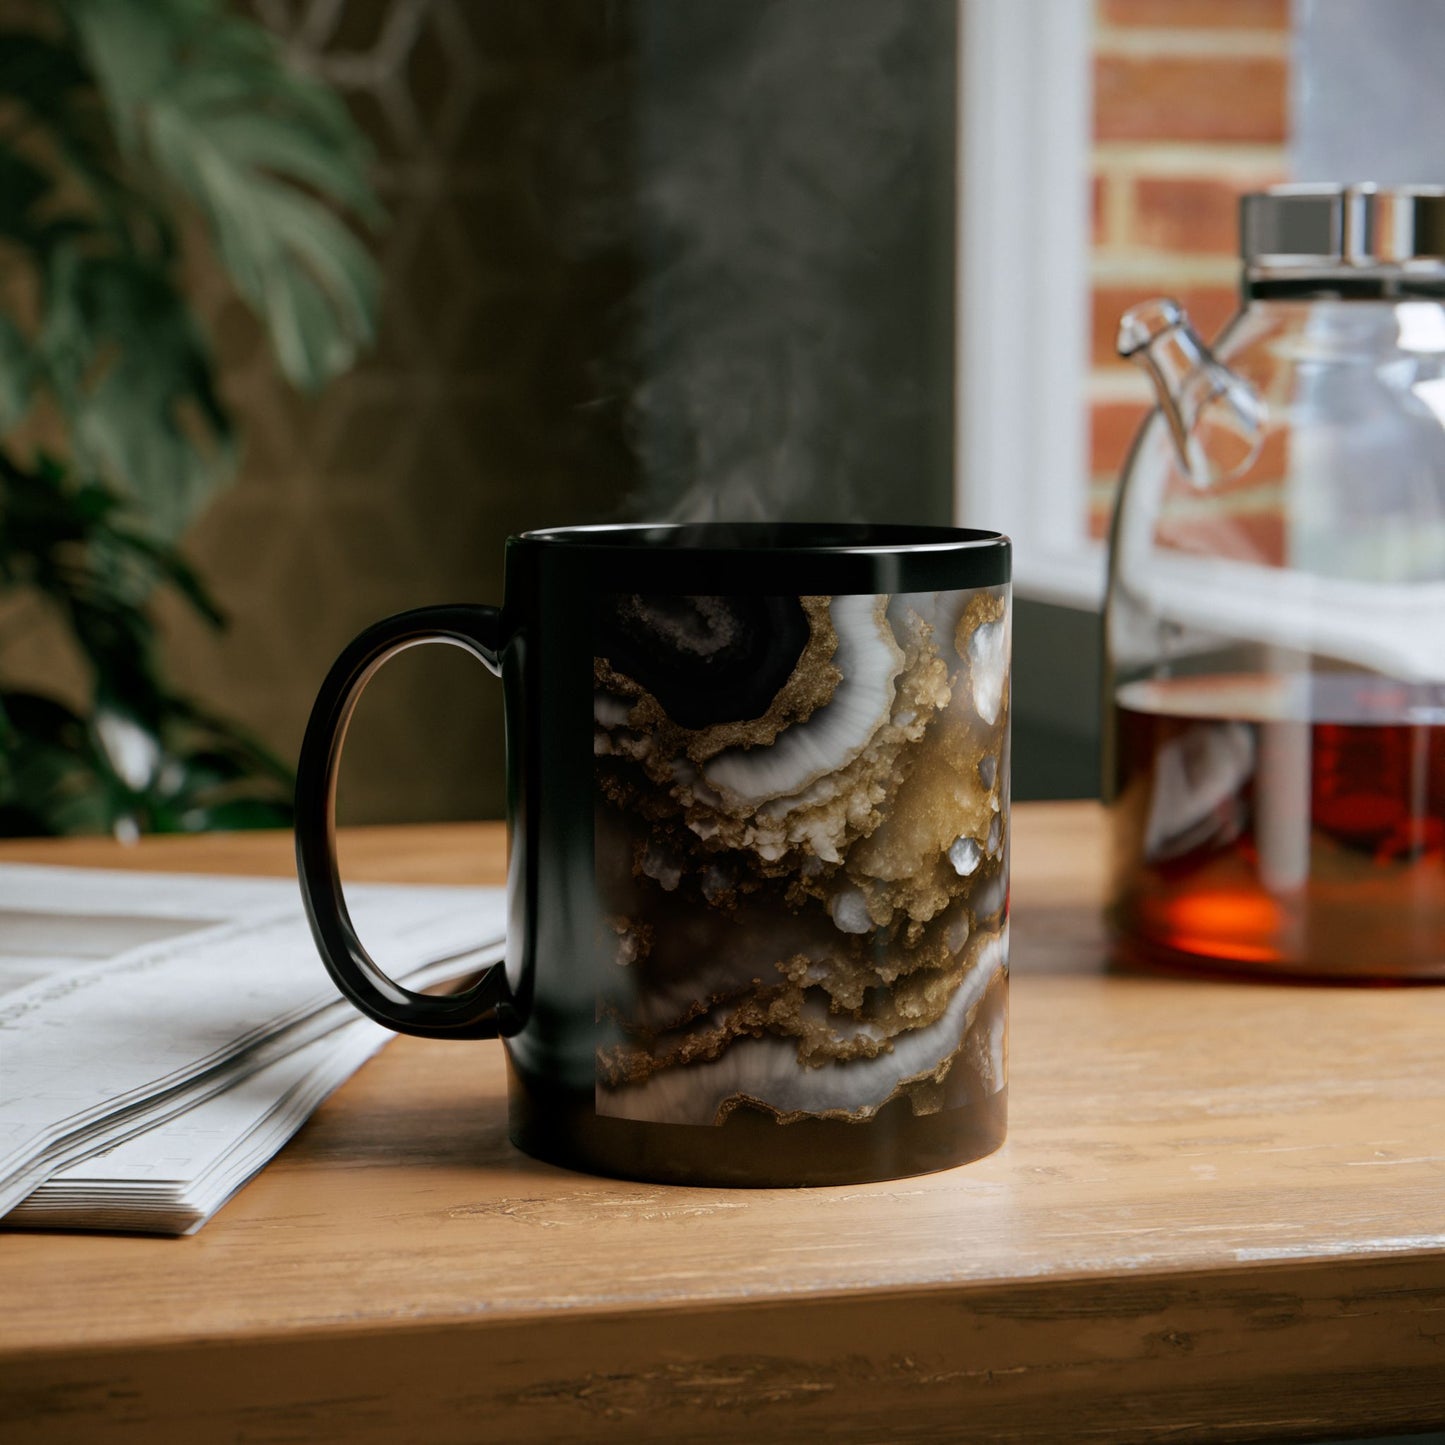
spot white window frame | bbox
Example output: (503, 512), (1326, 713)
(956, 0), (1104, 610)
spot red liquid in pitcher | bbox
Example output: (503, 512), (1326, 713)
(1111, 674), (1445, 979)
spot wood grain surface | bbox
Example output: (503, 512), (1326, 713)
(2, 803), (1444, 1443)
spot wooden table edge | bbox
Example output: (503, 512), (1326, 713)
(6, 1238), (1445, 1364)
(6, 1250), (1445, 1443)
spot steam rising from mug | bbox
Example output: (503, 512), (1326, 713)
(552, 1), (955, 524)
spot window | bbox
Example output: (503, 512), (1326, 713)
(956, 0), (1291, 610)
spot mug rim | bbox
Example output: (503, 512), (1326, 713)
(516, 522), (1009, 557)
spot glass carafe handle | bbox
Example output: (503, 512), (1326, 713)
(1118, 297), (1266, 487)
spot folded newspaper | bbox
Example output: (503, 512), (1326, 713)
(0, 864), (505, 1235)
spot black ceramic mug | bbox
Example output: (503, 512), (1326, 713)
(296, 523), (1011, 1187)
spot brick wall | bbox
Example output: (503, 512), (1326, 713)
(1088, 0), (1290, 538)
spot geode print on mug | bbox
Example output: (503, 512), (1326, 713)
(591, 587), (1010, 1132)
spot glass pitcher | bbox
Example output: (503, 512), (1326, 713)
(1105, 184), (1445, 980)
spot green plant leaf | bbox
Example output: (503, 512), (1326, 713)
(166, 697), (295, 785)
(0, 689), (115, 836)
(0, 674), (296, 838)
(0, 31), (158, 256)
(64, 0), (381, 392)
(107, 524), (225, 626)
(0, 33), (89, 117)
(0, 315), (32, 427)
(36, 247), (234, 537)
(0, 148), (51, 246)
(0, 452), (221, 721)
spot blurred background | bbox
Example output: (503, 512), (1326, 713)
(0, 0), (1429, 834)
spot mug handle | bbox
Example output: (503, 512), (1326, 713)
(295, 605), (514, 1040)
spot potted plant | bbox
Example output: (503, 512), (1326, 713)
(0, 0), (379, 835)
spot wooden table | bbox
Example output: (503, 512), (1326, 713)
(2, 803), (1444, 1444)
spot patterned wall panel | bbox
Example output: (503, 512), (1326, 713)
(161, 0), (635, 825)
